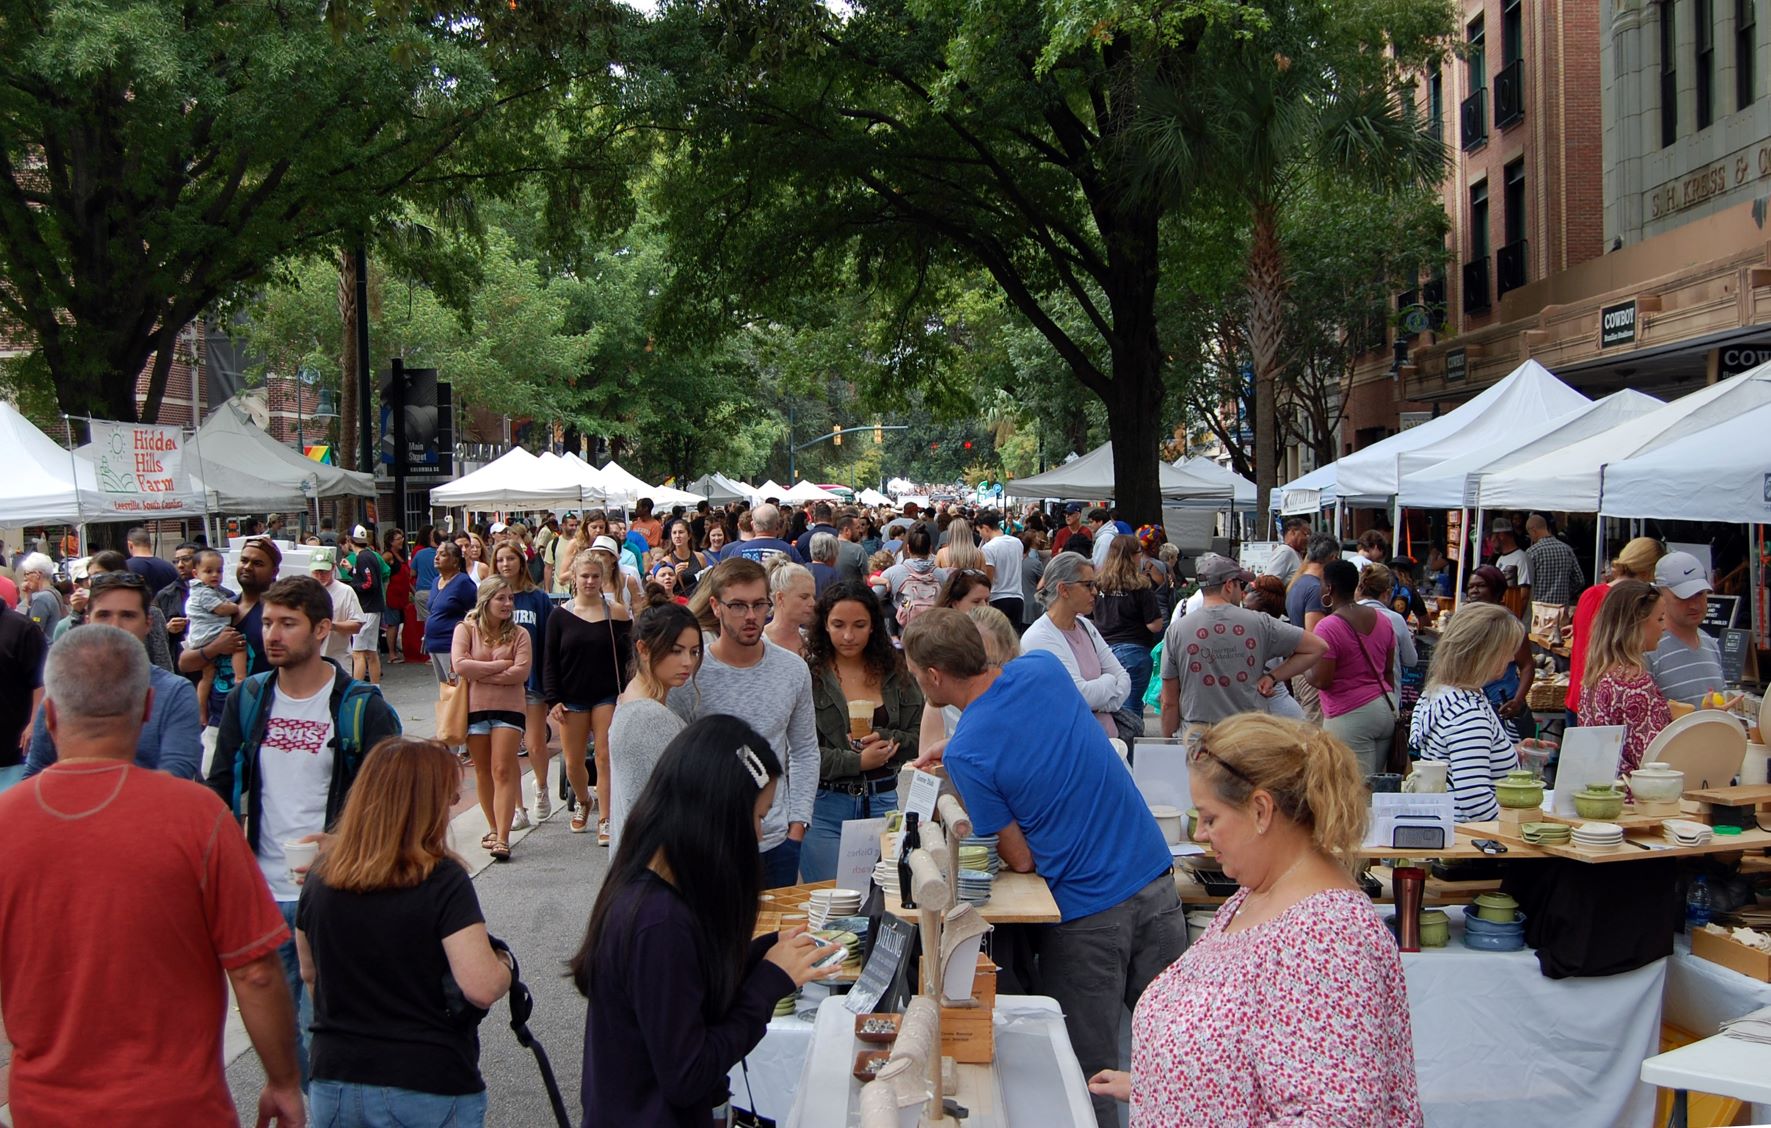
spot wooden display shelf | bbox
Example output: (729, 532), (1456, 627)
(1474, 820), (1771, 863)
(881, 869), (1062, 925)
(1534, 804), (1678, 830)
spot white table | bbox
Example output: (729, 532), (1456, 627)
(1660, 936), (1771, 1122)
(1383, 906), (1667, 1128)
(1640, 1033), (1771, 1127)
(748, 995), (1094, 1127)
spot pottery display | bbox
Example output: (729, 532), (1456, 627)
(1148, 804), (1184, 845)
(1572, 782), (1626, 820)
(1625, 762), (1685, 803)
(1493, 770), (1545, 810)
(1418, 909), (1451, 948)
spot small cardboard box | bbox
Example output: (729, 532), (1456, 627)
(939, 956), (998, 1063)
(1691, 927), (1771, 983)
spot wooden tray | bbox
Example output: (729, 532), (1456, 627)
(1534, 805), (1675, 830)
(1685, 784), (1771, 807)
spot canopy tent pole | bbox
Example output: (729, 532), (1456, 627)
(1594, 515), (1606, 581)
(1467, 507), (1489, 608)
(1454, 505), (1471, 604)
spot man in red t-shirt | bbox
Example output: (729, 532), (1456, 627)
(0, 625), (301, 1127)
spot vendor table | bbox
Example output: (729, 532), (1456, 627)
(1381, 906), (1666, 1128)
(1661, 933), (1771, 1123)
(1640, 1034), (1771, 1128)
(774, 995), (1095, 1127)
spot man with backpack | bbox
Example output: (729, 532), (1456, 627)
(207, 575), (402, 1083)
(871, 523), (948, 633)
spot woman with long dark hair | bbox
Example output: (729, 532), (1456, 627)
(297, 737), (511, 1127)
(607, 603), (702, 854)
(573, 715), (836, 1126)
(799, 580), (923, 882)
(656, 518), (711, 595)
(381, 527), (412, 664)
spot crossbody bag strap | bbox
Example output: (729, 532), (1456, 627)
(1338, 609), (1396, 714)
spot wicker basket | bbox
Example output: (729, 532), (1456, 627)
(1527, 676), (1569, 711)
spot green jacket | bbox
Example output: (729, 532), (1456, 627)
(810, 662), (924, 785)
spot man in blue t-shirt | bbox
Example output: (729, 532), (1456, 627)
(723, 502), (802, 566)
(903, 609), (1183, 1128)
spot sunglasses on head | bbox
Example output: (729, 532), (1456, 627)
(1189, 738), (1253, 785)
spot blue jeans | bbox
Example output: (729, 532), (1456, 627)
(1111, 642), (1155, 724)
(760, 838), (802, 889)
(276, 900), (313, 1085)
(309, 1080), (487, 1127)
(802, 787), (900, 884)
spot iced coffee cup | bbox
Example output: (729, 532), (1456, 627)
(848, 699), (876, 740)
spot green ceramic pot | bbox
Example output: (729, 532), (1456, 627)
(1572, 783), (1625, 820)
(1493, 769), (1545, 810)
(1419, 910), (1451, 948)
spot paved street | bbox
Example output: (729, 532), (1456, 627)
(219, 659), (612, 1125)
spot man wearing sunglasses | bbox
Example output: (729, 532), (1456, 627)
(1158, 553), (1325, 746)
(24, 571), (202, 780)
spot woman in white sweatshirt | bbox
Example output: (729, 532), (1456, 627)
(1022, 549), (1130, 740)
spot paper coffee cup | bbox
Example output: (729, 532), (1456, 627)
(283, 839), (320, 883)
(848, 700), (875, 739)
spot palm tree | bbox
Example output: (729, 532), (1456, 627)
(1139, 0), (1451, 515)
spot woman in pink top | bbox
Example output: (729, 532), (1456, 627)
(1578, 579), (1672, 776)
(1089, 714), (1420, 1127)
(452, 577), (533, 862)
(1306, 560), (1397, 775)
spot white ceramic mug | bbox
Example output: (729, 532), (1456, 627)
(1403, 761), (1449, 794)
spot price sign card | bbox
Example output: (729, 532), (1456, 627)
(904, 769), (944, 825)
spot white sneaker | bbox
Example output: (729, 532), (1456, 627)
(534, 793), (552, 820)
(512, 807), (532, 831)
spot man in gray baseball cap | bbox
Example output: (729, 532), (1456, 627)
(1646, 550), (1724, 704)
(1158, 553), (1325, 743)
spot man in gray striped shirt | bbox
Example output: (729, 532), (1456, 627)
(1646, 551), (1724, 704)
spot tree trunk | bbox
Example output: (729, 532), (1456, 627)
(337, 251), (360, 524)
(1247, 202), (1287, 524)
(138, 322), (181, 424)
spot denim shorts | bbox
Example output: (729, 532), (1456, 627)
(309, 1079), (486, 1128)
(466, 719), (523, 736)
(564, 697), (617, 713)
(525, 690), (547, 707)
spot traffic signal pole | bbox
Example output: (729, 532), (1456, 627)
(787, 423), (907, 481)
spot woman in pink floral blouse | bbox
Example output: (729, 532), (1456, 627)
(1088, 714), (1420, 1127)
(1577, 579), (1671, 775)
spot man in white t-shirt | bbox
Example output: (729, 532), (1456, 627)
(1491, 519), (1531, 591)
(307, 548), (363, 663)
(975, 509), (1026, 629)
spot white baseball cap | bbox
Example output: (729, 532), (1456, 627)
(1654, 551), (1712, 599)
(489, 521), (508, 534)
(351, 524), (370, 542)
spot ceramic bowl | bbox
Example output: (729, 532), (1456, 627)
(1493, 770), (1545, 809)
(1148, 804), (1184, 845)
(1463, 929), (1527, 952)
(1418, 910), (1451, 948)
(1472, 892), (1519, 922)
(1573, 791), (1626, 820)
(1626, 763), (1685, 803)
(1463, 909), (1526, 933)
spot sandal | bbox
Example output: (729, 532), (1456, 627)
(490, 840), (511, 862)
(481, 832), (498, 850)
(570, 811), (590, 834)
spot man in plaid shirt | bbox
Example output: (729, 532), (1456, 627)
(1524, 514), (1585, 606)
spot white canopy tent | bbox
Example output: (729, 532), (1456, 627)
(858, 487), (893, 507)
(1275, 463), (1340, 516)
(754, 480), (789, 501)
(555, 453), (607, 502)
(1397, 389), (1665, 509)
(1170, 456), (1256, 510)
(1004, 442), (1235, 503)
(430, 448), (588, 508)
(648, 484), (707, 508)
(593, 460), (655, 508)
(196, 403), (378, 499)
(780, 480), (841, 504)
(687, 473), (748, 504)
(1477, 365), (1771, 511)
(0, 403), (109, 524)
(74, 441), (303, 513)
(1600, 399), (1771, 523)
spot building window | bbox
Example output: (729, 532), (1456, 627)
(1428, 65), (1443, 143)
(1462, 17), (1490, 149)
(1662, 0), (1679, 146)
(1498, 161), (1528, 295)
(1740, 0), (1757, 110)
(1502, 0), (1524, 64)
(1466, 180), (1492, 313)
(1697, 0), (1715, 129)
(1468, 15), (1487, 91)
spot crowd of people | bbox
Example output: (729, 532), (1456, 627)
(0, 492), (1745, 1128)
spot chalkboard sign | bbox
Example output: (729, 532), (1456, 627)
(1718, 628), (1753, 685)
(1700, 594), (1742, 637)
(843, 914), (916, 1015)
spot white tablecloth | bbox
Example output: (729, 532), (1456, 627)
(1386, 906), (1666, 1128)
(1662, 932), (1771, 1120)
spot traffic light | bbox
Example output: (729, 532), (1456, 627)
(963, 440), (973, 450)
(931, 442), (939, 451)
(833, 424), (842, 446)
(874, 422), (883, 444)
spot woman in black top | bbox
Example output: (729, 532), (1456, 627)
(571, 715), (836, 1128)
(1093, 535), (1165, 733)
(656, 517), (710, 595)
(544, 550), (632, 843)
(297, 737), (511, 1128)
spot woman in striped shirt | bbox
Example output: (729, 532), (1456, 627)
(1408, 604), (1525, 822)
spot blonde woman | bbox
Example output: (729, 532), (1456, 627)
(1566, 536), (1664, 726)
(451, 577), (532, 861)
(1578, 580), (1672, 775)
(936, 517), (988, 575)
(464, 531), (492, 585)
(1089, 715), (1418, 1126)
(763, 558), (816, 657)
(544, 551), (632, 844)
(1407, 603), (1524, 822)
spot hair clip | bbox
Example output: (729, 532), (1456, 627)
(736, 744), (768, 789)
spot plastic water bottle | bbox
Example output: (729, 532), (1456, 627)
(1686, 876), (1714, 929)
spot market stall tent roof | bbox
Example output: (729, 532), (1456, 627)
(1477, 364), (1771, 510)
(429, 447), (586, 508)
(556, 453), (607, 501)
(1274, 462), (1340, 514)
(1170, 456), (1256, 510)
(593, 460), (655, 508)
(754, 480), (789, 501)
(196, 403), (378, 498)
(1600, 398), (1771, 523)
(1004, 442), (1234, 502)
(648, 484), (706, 508)
(1330, 359), (1590, 504)
(687, 473), (747, 503)
(780, 480), (841, 503)
(858, 488), (893, 506)
(0, 402), (103, 524)
(1396, 389), (1664, 509)
(74, 441), (304, 513)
